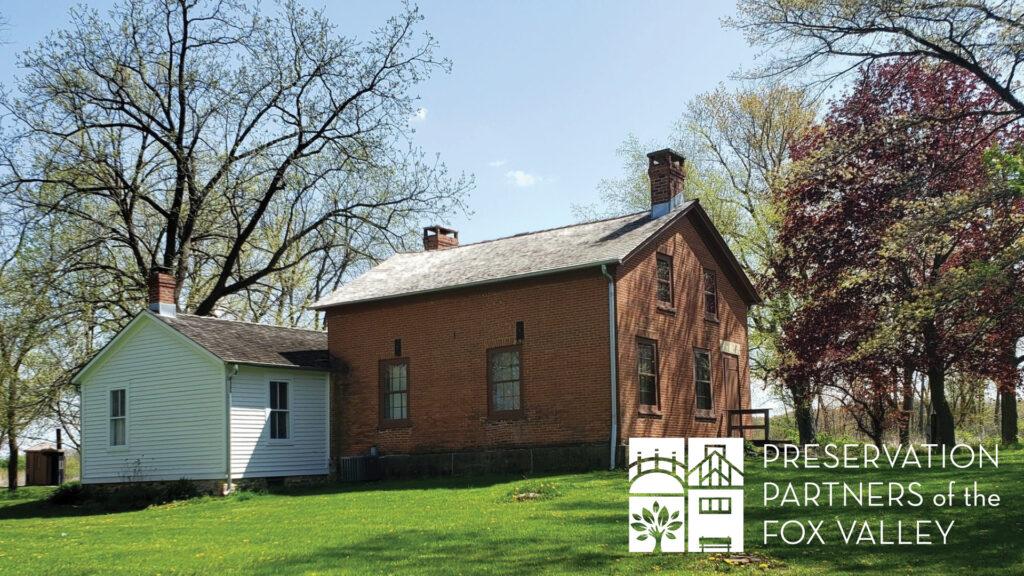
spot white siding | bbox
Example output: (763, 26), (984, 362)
(79, 317), (227, 483)
(230, 365), (329, 478)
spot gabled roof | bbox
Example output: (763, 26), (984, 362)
(73, 312), (330, 384)
(312, 201), (760, 309)
(152, 313), (329, 370)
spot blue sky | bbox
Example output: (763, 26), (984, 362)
(0, 1), (759, 243)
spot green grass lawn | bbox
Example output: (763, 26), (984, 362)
(1, 446), (1021, 576)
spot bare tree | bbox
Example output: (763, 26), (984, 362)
(0, 0), (469, 318)
(730, 0), (1024, 117)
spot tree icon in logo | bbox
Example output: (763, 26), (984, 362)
(630, 501), (683, 553)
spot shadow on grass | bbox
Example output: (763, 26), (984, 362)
(271, 471), (583, 498)
(255, 528), (618, 576)
(0, 472), (577, 520)
(0, 498), (130, 520)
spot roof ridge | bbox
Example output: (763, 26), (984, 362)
(174, 313), (325, 334)
(392, 210), (650, 255)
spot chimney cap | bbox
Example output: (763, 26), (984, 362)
(423, 225), (458, 237)
(646, 148), (686, 164)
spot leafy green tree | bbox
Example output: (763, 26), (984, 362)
(0, 225), (63, 491)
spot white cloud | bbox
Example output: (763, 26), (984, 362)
(411, 107), (428, 122)
(505, 169), (539, 188)
(487, 159), (507, 167)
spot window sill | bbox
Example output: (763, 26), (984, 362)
(107, 446), (129, 453)
(704, 315), (720, 324)
(656, 303), (677, 315)
(694, 410), (716, 422)
(265, 440), (294, 447)
(487, 411), (525, 422)
(638, 406), (662, 418)
(378, 419), (412, 430)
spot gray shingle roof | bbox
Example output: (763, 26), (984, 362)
(153, 313), (329, 370)
(313, 202), (710, 309)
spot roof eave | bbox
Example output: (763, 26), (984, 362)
(224, 360), (331, 372)
(689, 204), (762, 305)
(310, 258), (621, 310)
(620, 201), (761, 305)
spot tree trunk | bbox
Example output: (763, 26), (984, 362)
(1001, 388), (1018, 445)
(927, 365), (956, 447)
(918, 376), (926, 437)
(5, 375), (16, 492)
(923, 321), (955, 446)
(791, 377), (816, 445)
(899, 364), (914, 446)
(6, 435), (16, 492)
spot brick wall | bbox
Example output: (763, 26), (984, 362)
(615, 212), (751, 441)
(326, 268), (613, 459)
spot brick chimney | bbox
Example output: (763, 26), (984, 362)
(423, 226), (459, 251)
(148, 266), (177, 317)
(647, 148), (687, 218)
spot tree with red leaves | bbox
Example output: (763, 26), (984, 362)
(776, 59), (1018, 447)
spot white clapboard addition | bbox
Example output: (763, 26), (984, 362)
(230, 365), (330, 479)
(76, 312), (330, 484)
(78, 315), (226, 483)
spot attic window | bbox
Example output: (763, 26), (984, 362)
(656, 254), (673, 305)
(703, 268), (718, 320)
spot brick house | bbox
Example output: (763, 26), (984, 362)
(75, 148), (759, 486)
(313, 148), (760, 472)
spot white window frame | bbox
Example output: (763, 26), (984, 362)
(267, 379), (292, 444)
(109, 387), (129, 449)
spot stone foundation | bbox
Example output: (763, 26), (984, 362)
(232, 474), (332, 491)
(83, 478), (226, 496)
(341, 443), (612, 481)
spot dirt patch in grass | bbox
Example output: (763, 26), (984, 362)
(506, 480), (562, 502)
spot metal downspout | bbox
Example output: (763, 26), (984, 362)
(601, 265), (618, 470)
(225, 363), (238, 493)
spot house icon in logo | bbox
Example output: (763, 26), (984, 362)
(628, 437), (744, 553)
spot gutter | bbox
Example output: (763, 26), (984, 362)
(600, 264), (618, 471)
(224, 363), (239, 494)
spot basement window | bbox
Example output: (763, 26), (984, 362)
(488, 346), (522, 418)
(656, 254), (673, 305)
(269, 381), (290, 440)
(380, 359), (409, 425)
(109, 388), (127, 447)
(637, 339), (660, 415)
